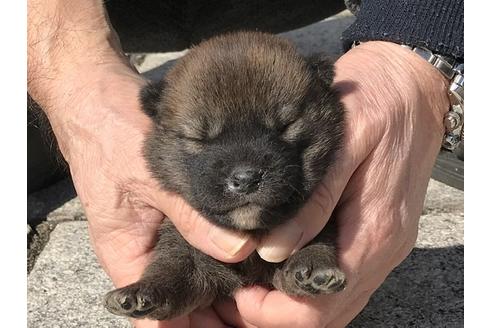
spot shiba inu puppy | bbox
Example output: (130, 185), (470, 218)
(104, 31), (345, 320)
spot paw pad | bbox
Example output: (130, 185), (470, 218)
(104, 284), (158, 318)
(293, 266), (346, 295)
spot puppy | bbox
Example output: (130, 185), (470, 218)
(104, 31), (345, 320)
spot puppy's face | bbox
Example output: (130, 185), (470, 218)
(143, 32), (344, 232)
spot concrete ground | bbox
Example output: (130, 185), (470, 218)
(27, 11), (464, 328)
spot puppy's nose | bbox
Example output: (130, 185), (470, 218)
(226, 167), (262, 194)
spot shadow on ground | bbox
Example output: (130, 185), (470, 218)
(349, 246), (463, 328)
(27, 178), (76, 224)
(27, 178), (79, 273)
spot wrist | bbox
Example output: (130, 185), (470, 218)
(28, 0), (149, 162)
(28, 0), (135, 112)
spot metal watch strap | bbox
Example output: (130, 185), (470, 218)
(401, 45), (464, 151)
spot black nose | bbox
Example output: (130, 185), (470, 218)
(226, 167), (263, 194)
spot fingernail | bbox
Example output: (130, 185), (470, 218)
(257, 221), (303, 263)
(209, 226), (251, 257)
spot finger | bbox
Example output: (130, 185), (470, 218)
(189, 307), (231, 328)
(234, 286), (327, 328)
(133, 316), (190, 328)
(213, 299), (257, 328)
(147, 188), (257, 263)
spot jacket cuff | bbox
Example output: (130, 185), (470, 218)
(342, 0), (463, 61)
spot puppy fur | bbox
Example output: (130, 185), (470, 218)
(104, 31), (345, 321)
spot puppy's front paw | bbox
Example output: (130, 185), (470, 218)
(273, 244), (346, 297)
(104, 282), (167, 319)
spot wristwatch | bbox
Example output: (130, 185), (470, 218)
(400, 45), (464, 152)
(351, 41), (464, 152)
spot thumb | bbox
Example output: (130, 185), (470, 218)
(147, 188), (257, 263)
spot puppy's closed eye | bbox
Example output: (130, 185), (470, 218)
(268, 105), (300, 133)
(179, 135), (205, 154)
(180, 117), (223, 142)
(281, 118), (306, 143)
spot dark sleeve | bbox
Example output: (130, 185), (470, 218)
(341, 0), (464, 61)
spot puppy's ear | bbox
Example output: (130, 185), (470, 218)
(306, 54), (335, 86)
(140, 80), (166, 121)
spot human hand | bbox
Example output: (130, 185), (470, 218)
(223, 41), (450, 328)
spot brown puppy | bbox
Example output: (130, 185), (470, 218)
(104, 31), (345, 320)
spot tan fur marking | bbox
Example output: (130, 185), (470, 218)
(229, 205), (263, 230)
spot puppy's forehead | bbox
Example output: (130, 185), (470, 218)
(164, 32), (311, 133)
